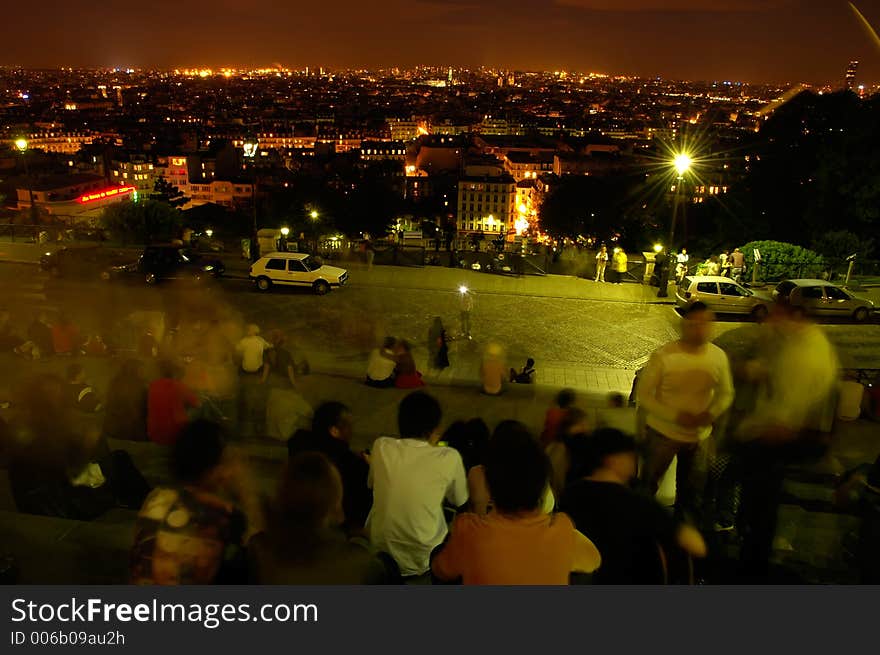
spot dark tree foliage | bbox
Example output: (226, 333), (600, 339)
(101, 200), (180, 244)
(150, 176), (189, 208)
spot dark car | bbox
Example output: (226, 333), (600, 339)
(111, 245), (225, 285)
(39, 246), (133, 280)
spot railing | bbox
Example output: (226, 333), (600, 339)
(0, 223), (108, 244)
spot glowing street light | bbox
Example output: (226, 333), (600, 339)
(242, 137), (259, 158)
(673, 153), (692, 177)
(280, 226), (290, 237)
(205, 229), (214, 238)
(310, 210), (319, 220)
(14, 138), (28, 153)
(653, 243), (663, 253)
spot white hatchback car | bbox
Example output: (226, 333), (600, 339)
(250, 252), (349, 295)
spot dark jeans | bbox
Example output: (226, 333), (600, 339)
(365, 376), (395, 389)
(735, 435), (826, 582)
(641, 427), (707, 520)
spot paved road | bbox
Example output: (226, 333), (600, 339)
(2, 262), (879, 388)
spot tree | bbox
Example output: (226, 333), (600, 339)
(738, 240), (824, 282)
(101, 200), (180, 244)
(150, 176), (189, 208)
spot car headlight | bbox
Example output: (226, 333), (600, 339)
(203, 265), (214, 272)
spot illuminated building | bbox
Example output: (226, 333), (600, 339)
(456, 172), (517, 235)
(360, 141), (407, 162)
(387, 118), (428, 142)
(503, 151), (554, 181)
(16, 174), (134, 218)
(845, 60), (859, 90)
(12, 132), (96, 155)
(110, 156), (157, 200)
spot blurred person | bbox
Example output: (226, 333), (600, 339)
(719, 250), (731, 277)
(288, 402), (371, 533)
(432, 421), (600, 585)
(81, 333), (109, 356)
(102, 359), (149, 442)
(637, 304), (734, 519)
(0, 310), (23, 352)
(393, 340), (424, 389)
(560, 429), (706, 584)
(733, 303), (839, 581)
(676, 248), (690, 281)
(729, 247), (745, 282)
(541, 389), (576, 445)
(15, 313), (53, 359)
(131, 420), (261, 585)
(51, 313), (81, 356)
(263, 329), (312, 441)
(655, 248), (670, 298)
(8, 374), (149, 520)
(66, 363), (102, 413)
(265, 329), (301, 388)
(480, 342), (506, 396)
(249, 452), (389, 584)
(460, 288), (474, 339)
(612, 247), (628, 284)
(597, 392), (637, 434)
(428, 317), (449, 370)
(595, 245), (609, 282)
(366, 337), (397, 388)
(510, 357), (536, 384)
(834, 454), (880, 584)
(148, 359), (201, 445)
(367, 391), (468, 579)
(236, 323), (272, 380)
(547, 408), (592, 496)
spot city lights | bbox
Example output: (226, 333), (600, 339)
(673, 153), (692, 177)
(14, 138), (28, 152)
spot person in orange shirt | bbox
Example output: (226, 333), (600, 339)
(540, 388), (576, 445)
(432, 421), (601, 585)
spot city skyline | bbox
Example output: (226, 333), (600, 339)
(3, 1), (880, 85)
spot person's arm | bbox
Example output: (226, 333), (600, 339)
(467, 466), (490, 515)
(636, 351), (680, 424)
(704, 351), (735, 423)
(286, 364), (296, 387)
(445, 453), (469, 508)
(431, 516), (466, 581)
(676, 525), (707, 558)
(571, 530), (602, 574)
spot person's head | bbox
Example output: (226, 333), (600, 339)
(734, 247), (741, 253)
(600, 245), (606, 252)
(525, 357), (535, 369)
(171, 419), (228, 488)
(682, 248), (687, 255)
(381, 336), (396, 350)
(556, 388), (576, 409)
(267, 329), (286, 347)
(66, 363), (85, 384)
(680, 303), (714, 347)
(157, 357), (179, 380)
(312, 401), (353, 444)
(444, 418), (490, 470)
(559, 407), (590, 437)
(607, 392), (625, 408)
(568, 428), (638, 483)
(245, 323), (260, 337)
(274, 452), (344, 532)
(398, 391), (442, 442)
(485, 421), (549, 515)
(396, 339), (411, 354)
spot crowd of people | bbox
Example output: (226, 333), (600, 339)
(1, 285), (877, 586)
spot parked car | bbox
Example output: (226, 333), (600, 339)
(676, 275), (772, 320)
(39, 246), (131, 280)
(773, 279), (874, 322)
(250, 252), (348, 295)
(108, 245), (224, 285)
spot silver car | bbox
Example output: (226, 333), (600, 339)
(676, 275), (772, 320)
(773, 279), (874, 322)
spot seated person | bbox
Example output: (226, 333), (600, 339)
(51, 314), (81, 356)
(432, 421), (601, 585)
(559, 428), (707, 584)
(248, 452), (389, 584)
(367, 392), (467, 578)
(288, 402), (371, 533)
(15, 313), (53, 359)
(365, 337), (398, 388)
(541, 388), (576, 445)
(480, 343), (506, 396)
(67, 363), (102, 413)
(0, 310), (24, 352)
(509, 358), (536, 384)
(393, 340), (424, 389)
(131, 420), (260, 585)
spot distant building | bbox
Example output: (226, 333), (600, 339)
(110, 155), (158, 200)
(503, 151), (554, 181)
(15, 132), (96, 155)
(16, 173), (133, 219)
(845, 60), (859, 90)
(387, 118), (425, 142)
(186, 180), (255, 209)
(456, 173), (517, 235)
(360, 141), (407, 162)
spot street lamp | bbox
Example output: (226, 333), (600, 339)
(205, 228), (213, 238)
(280, 226), (290, 252)
(669, 152), (692, 247)
(242, 137), (259, 260)
(280, 226), (290, 237)
(310, 210), (319, 220)
(15, 138), (37, 225)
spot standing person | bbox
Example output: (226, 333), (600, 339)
(719, 251), (731, 277)
(236, 324), (273, 438)
(676, 248), (690, 282)
(427, 318), (444, 370)
(637, 304), (734, 520)
(287, 402), (371, 534)
(367, 392), (468, 579)
(102, 359), (149, 441)
(595, 245), (609, 283)
(729, 247), (745, 283)
(365, 239), (375, 270)
(148, 359), (201, 445)
(612, 248), (628, 284)
(366, 337), (398, 388)
(432, 421), (601, 585)
(733, 303), (838, 582)
(459, 288), (474, 340)
(263, 329), (311, 441)
(248, 453), (389, 584)
(236, 324), (272, 381)
(560, 429), (706, 584)
(131, 420), (262, 585)
(655, 248), (670, 298)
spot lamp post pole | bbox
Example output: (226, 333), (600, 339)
(15, 139), (37, 226)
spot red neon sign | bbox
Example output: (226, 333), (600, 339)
(77, 186), (136, 204)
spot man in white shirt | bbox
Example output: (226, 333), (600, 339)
(637, 304), (734, 516)
(367, 391), (468, 578)
(236, 324), (272, 379)
(365, 337), (397, 388)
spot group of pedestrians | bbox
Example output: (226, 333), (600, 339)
(594, 245), (629, 284)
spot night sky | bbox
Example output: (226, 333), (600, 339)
(4, 0), (879, 84)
